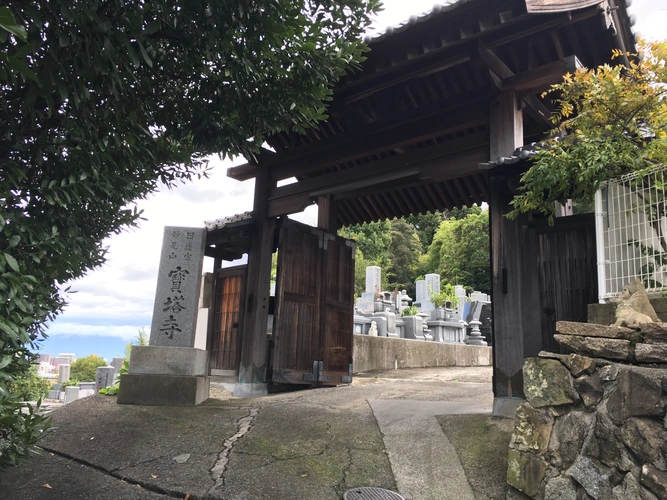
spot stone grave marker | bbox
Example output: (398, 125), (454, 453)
(149, 227), (206, 347)
(111, 357), (124, 375)
(95, 366), (115, 393)
(58, 364), (70, 384)
(64, 386), (80, 405)
(365, 266), (382, 294)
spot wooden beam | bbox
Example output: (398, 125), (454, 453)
(505, 55), (582, 94)
(490, 91), (523, 160)
(317, 195), (339, 232)
(237, 168), (276, 393)
(522, 94), (553, 129)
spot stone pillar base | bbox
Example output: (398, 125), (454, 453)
(233, 383), (268, 398)
(117, 374), (209, 406)
(492, 397), (525, 418)
(117, 346), (209, 407)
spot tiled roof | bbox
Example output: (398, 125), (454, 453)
(204, 211), (253, 232)
(363, 1), (470, 45)
(363, 0), (636, 46)
(478, 143), (542, 170)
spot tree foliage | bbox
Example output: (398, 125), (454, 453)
(0, 1), (379, 467)
(69, 355), (107, 383)
(404, 211), (444, 251)
(508, 41), (667, 223)
(424, 208), (490, 294)
(386, 219), (422, 296)
(7, 365), (49, 402)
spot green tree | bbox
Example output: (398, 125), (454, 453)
(7, 365), (50, 402)
(339, 220), (392, 263)
(404, 212), (444, 252)
(425, 210), (490, 294)
(387, 219), (423, 296)
(69, 355), (108, 383)
(124, 327), (149, 362)
(0, 2), (379, 466)
(508, 41), (667, 223)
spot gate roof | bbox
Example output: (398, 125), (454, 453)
(228, 0), (635, 226)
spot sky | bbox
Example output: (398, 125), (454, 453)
(40, 0), (667, 361)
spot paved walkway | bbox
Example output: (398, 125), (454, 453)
(370, 399), (490, 500)
(0, 367), (496, 500)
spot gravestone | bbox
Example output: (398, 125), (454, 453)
(58, 353), (75, 363)
(111, 357), (124, 375)
(64, 386), (80, 405)
(149, 227), (206, 347)
(415, 280), (427, 304)
(425, 274), (440, 297)
(58, 364), (70, 384)
(52, 357), (70, 367)
(365, 266), (382, 294)
(95, 366), (115, 393)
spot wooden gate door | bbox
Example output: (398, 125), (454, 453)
(208, 266), (247, 376)
(533, 214), (598, 353)
(270, 219), (355, 386)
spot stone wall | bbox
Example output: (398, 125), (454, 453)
(507, 321), (667, 500)
(352, 335), (492, 373)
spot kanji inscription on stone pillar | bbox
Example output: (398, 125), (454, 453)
(149, 226), (206, 347)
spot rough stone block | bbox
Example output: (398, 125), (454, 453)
(554, 335), (632, 361)
(592, 405), (636, 472)
(510, 403), (554, 455)
(611, 472), (644, 500)
(548, 410), (594, 470)
(544, 476), (577, 500)
(636, 344), (667, 363)
(641, 323), (667, 345)
(128, 346), (208, 376)
(567, 455), (612, 500)
(116, 373), (209, 407)
(619, 418), (667, 470)
(641, 465), (667, 499)
(606, 366), (667, 424)
(507, 448), (550, 498)
(569, 354), (596, 377)
(556, 321), (639, 340)
(574, 374), (603, 408)
(523, 358), (578, 408)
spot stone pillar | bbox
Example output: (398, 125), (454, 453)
(366, 266), (381, 294)
(58, 364), (70, 385)
(95, 366), (115, 393)
(117, 226), (210, 407)
(111, 357), (124, 375)
(64, 386), (80, 405)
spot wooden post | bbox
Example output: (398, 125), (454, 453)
(317, 195), (339, 232)
(234, 168), (276, 397)
(488, 91), (541, 417)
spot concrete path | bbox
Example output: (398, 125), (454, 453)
(369, 399), (491, 500)
(0, 367), (495, 500)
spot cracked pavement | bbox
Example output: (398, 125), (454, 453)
(0, 366), (494, 500)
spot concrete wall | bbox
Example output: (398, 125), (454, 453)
(588, 297), (667, 325)
(352, 335), (492, 374)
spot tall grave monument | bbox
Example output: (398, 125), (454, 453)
(118, 227), (210, 407)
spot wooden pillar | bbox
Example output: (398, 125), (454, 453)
(488, 91), (541, 417)
(235, 168), (276, 397)
(317, 195), (339, 232)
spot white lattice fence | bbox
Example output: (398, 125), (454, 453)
(595, 165), (667, 301)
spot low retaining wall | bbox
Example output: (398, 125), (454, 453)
(352, 335), (492, 373)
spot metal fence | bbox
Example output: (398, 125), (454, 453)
(595, 165), (667, 301)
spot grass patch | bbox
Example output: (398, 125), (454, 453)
(437, 414), (514, 500)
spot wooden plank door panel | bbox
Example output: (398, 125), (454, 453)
(320, 235), (355, 384)
(271, 222), (322, 383)
(209, 267), (246, 373)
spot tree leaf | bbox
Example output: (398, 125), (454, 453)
(0, 7), (27, 42)
(4, 253), (19, 272)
